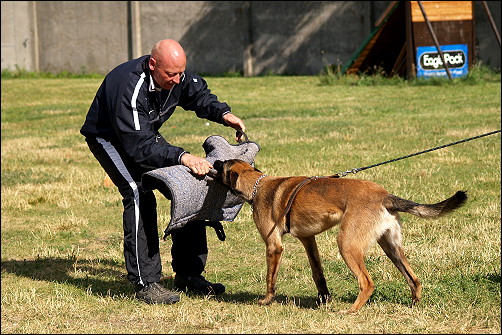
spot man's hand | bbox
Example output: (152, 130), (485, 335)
(181, 153), (213, 177)
(222, 113), (246, 142)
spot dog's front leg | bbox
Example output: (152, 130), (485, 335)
(258, 236), (284, 305)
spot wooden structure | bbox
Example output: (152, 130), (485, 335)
(342, 1), (476, 78)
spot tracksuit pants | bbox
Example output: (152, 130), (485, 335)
(85, 137), (208, 287)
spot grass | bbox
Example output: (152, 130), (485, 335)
(1, 71), (500, 333)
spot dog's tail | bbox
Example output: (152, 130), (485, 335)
(384, 191), (467, 218)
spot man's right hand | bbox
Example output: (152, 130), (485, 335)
(180, 153), (213, 177)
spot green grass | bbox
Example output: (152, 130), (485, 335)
(1, 73), (500, 333)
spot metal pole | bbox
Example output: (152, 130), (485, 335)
(481, 1), (501, 46)
(31, 1), (40, 72)
(243, 1), (254, 76)
(133, 1), (142, 58)
(127, 1), (133, 60)
(417, 1), (453, 79)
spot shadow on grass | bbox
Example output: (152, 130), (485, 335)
(1, 257), (343, 308)
(1, 257), (132, 297)
(190, 290), (325, 309)
(223, 292), (324, 309)
(161, 276), (358, 309)
(2, 257), (336, 308)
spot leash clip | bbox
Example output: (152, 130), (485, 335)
(336, 168), (359, 178)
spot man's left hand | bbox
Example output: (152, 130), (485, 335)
(222, 113), (246, 142)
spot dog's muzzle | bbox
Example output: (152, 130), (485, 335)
(208, 160), (224, 180)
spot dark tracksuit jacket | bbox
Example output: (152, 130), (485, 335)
(80, 55), (231, 286)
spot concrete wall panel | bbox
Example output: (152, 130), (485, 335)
(139, 1), (248, 75)
(36, 1), (128, 74)
(1, 1), (35, 71)
(249, 1), (372, 75)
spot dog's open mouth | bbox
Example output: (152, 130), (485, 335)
(208, 160), (224, 180)
(207, 167), (220, 180)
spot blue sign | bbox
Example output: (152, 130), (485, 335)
(416, 44), (468, 78)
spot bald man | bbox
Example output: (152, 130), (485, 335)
(81, 39), (246, 304)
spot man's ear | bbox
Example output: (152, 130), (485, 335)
(149, 57), (156, 71)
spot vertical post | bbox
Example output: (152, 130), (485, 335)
(405, 1), (414, 78)
(243, 1), (254, 77)
(31, 0), (40, 72)
(133, 1), (142, 58)
(417, 1), (452, 79)
(127, 1), (133, 60)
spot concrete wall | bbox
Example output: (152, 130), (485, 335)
(1, 1), (37, 72)
(35, 1), (128, 74)
(139, 1), (386, 75)
(1, 1), (500, 76)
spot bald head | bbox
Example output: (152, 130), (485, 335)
(151, 39), (186, 65)
(149, 39), (187, 90)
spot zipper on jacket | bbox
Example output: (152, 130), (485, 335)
(161, 88), (173, 111)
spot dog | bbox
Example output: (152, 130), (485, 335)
(211, 159), (467, 313)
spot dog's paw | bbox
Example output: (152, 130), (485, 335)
(339, 308), (359, 315)
(258, 295), (274, 305)
(316, 293), (332, 305)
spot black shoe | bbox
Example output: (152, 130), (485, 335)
(135, 282), (180, 304)
(174, 274), (225, 295)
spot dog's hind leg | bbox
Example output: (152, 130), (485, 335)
(258, 234), (284, 305)
(377, 221), (422, 305)
(337, 226), (375, 313)
(299, 235), (331, 304)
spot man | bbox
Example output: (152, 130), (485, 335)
(80, 39), (246, 304)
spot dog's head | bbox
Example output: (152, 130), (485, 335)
(210, 159), (262, 201)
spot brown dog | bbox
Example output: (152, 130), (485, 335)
(212, 159), (467, 313)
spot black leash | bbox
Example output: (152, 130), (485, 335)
(334, 130), (501, 177)
(279, 129), (499, 221)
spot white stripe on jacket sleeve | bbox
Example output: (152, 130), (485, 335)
(131, 72), (146, 130)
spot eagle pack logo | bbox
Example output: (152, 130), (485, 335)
(416, 44), (468, 78)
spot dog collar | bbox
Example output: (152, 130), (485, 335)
(251, 174), (267, 200)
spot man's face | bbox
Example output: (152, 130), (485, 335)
(149, 57), (186, 90)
